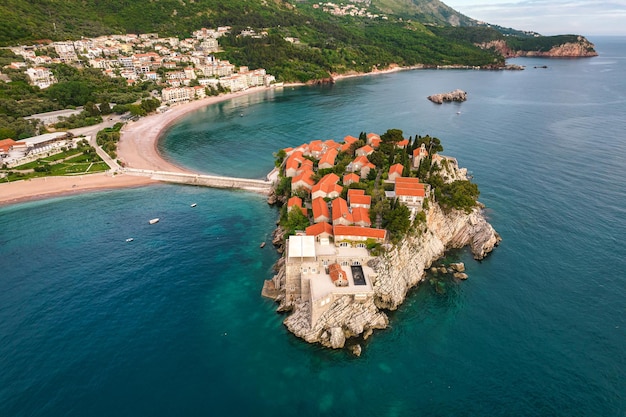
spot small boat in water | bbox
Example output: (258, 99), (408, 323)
(126, 238), (134, 242)
(191, 203), (197, 207)
(260, 242), (266, 248)
(149, 218), (160, 224)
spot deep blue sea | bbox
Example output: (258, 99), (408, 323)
(1, 36), (625, 416)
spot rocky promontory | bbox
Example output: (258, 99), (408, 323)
(264, 156), (500, 351)
(427, 89), (467, 104)
(477, 36), (598, 58)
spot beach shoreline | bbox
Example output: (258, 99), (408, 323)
(0, 172), (157, 207)
(0, 66), (415, 207)
(0, 85), (291, 207)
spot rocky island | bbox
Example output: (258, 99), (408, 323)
(427, 89), (468, 104)
(263, 129), (500, 352)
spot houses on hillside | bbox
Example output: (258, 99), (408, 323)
(7, 28), (276, 105)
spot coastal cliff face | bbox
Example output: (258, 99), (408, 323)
(478, 37), (598, 58)
(273, 198), (500, 349)
(372, 200), (500, 311)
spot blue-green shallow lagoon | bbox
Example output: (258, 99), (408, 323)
(1, 37), (625, 416)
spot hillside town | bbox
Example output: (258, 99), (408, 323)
(265, 130), (463, 327)
(5, 27), (276, 105)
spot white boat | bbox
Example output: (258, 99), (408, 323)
(191, 203), (197, 207)
(149, 218), (159, 224)
(126, 238), (134, 242)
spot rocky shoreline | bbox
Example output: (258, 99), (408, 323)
(427, 89), (467, 104)
(263, 162), (500, 352)
(477, 37), (598, 58)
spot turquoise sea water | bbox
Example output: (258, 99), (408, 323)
(1, 37), (625, 416)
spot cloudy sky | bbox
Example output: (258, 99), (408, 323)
(445, 0), (626, 36)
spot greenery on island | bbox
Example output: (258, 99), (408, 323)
(0, 139), (107, 181)
(279, 204), (311, 237)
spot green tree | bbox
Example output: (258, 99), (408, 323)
(283, 207), (310, 235)
(383, 200), (411, 242)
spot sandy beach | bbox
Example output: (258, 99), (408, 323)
(0, 85), (277, 206)
(117, 85), (273, 172)
(0, 173), (157, 206)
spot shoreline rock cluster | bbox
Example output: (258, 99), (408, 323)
(427, 89), (467, 104)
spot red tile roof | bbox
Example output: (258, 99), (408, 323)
(396, 139), (409, 148)
(332, 197), (353, 223)
(388, 163), (404, 177)
(394, 177), (426, 197)
(351, 207), (371, 226)
(287, 196), (303, 208)
(356, 145), (374, 155)
(328, 263), (348, 286)
(347, 189), (365, 198)
(343, 135), (359, 144)
(350, 194), (371, 207)
(318, 148), (338, 167)
(292, 169), (315, 189)
(312, 197), (331, 221)
(413, 144), (429, 158)
(305, 221), (333, 237)
(324, 139), (341, 150)
(343, 173), (360, 185)
(333, 225), (387, 240)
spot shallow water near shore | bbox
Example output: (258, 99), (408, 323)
(1, 37), (625, 416)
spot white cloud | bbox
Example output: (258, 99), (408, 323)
(444, 0), (626, 35)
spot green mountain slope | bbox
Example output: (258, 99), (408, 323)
(371, 0), (476, 26)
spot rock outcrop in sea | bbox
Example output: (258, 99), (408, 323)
(427, 89), (467, 104)
(477, 36), (598, 58)
(263, 160), (500, 350)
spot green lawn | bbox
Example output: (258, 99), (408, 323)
(1, 147), (109, 182)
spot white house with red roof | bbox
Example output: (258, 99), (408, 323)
(388, 163), (404, 182)
(328, 263), (349, 287)
(312, 197), (331, 223)
(285, 151), (305, 177)
(333, 225), (386, 245)
(306, 140), (325, 158)
(355, 144), (374, 157)
(311, 172), (342, 200)
(390, 177), (427, 219)
(351, 207), (371, 227)
(350, 155), (376, 179)
(396, 139), (409, 149)
(413, 143), (429, 168)
(287, 196), (308, 216)
(332, 197), (353, 226)
(348, 193), (371, 209)
(343, 173), (360, 186)
(340, 135), (359, 152)
(318, 148), (338, 170)
(291, 169), (315, 192)
(306, 222), (334, 241)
